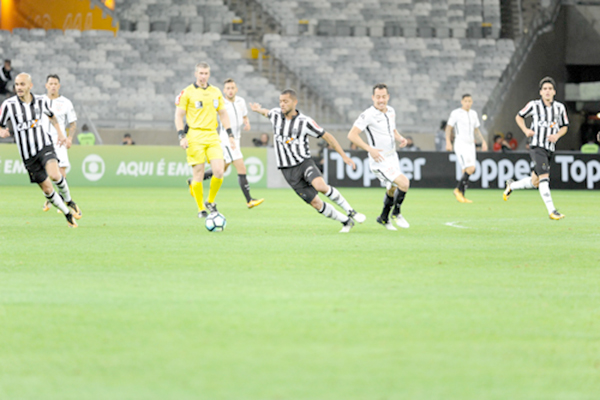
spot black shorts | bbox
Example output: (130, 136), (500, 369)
(280, 159), (323, 203)
(24, 145), (58, 184)
(529, 147), (553, 176)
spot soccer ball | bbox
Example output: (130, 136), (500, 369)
(205, 212), (226, 232)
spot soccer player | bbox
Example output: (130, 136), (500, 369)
(249, 89), (366, 233)
(347, 83), (410, 231)
(41, 74), (78, 212)
(0, 73), (81, 227)
(175, 62), (234, 218)
(200, 78), (264, 209)
(445, 94), (488, 203)
(503, 76), (569, 220)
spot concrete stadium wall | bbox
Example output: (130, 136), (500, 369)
(565, 5), (600, 65)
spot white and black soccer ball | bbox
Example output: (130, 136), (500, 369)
(205, 212), (226, 232)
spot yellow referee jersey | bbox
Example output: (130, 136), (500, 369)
(175, 83), (225, 131)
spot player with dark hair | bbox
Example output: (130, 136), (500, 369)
(250, 89), (365, 233)
(348, 83), (411, 230)
(0, 73), (81, 227)
(445, 93), (488, 203)
(503, 76), (569, 220)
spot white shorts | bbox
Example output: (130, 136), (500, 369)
(54, 144), (70, 168)
(221, 138), (243, 164)
(370, 150), (402, 189)
(454, 141), (476, 170)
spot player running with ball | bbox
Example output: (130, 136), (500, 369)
(250, 89), (366, 233)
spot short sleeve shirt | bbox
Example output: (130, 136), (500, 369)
(175, 83), (225, 131)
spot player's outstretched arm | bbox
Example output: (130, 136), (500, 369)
(249, 102), (269, 118)
(323, 132), (355, 170)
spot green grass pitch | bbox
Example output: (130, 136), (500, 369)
(1, 186), (599, 400)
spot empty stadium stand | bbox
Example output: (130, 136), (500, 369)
(263, 34), (514, 132)
(249, 0), (501, 39)
(0, 28), (280, 129)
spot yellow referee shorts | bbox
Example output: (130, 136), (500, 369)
(186, 128), (223, 166)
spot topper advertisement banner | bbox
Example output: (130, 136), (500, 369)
(323, 150), (600, 190)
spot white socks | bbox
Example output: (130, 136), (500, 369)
(325, 186), (351, 213)
(538, 178), (556, 214)
(319, 202), (349, 223)
(510, 177), (535, 190)
(45, 190), (70, 214)
(55, 176), (72, 203)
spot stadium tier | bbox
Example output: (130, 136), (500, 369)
(252, 0), (501, 38)
(263, 34), (514, 132)
(0, 28), (280, 127)
(114, 0), (237, 34)
(0, 0), (516, 134)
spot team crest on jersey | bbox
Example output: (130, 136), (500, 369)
(213, 99), (219, 108)
(195, 101), (203, 109)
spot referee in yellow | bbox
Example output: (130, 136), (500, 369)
(175, 62), (235, 217)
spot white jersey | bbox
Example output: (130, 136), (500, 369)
(353, 105), (397, 158)
(219, 96), (247, 141)
(41, 95), (77, 143)
(447, 107), (480, 145)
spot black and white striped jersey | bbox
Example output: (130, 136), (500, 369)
(0, 94), (55, 162)
(353, 105), (397, 154)
(518, 99), (569, 152)
(267, 108), (325, 169)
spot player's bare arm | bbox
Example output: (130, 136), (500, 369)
(174, 107), (188, 149)
(348, 125), (384, 162)
(50, 115), (67, 146)
(218, 108), (236, 151)
(322, 132), (356, 170)
(445, 125), (454, 151)
(0, 126), (9, 138)
(249, 102), (269, 118)
(65, 121), (76, 149)
(243, 116), (251, 131)
(394, 130), (407, 148)
(516, 115), (535, 137)
(548, 126), (568, 143)
(475, 128), (488, 151)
